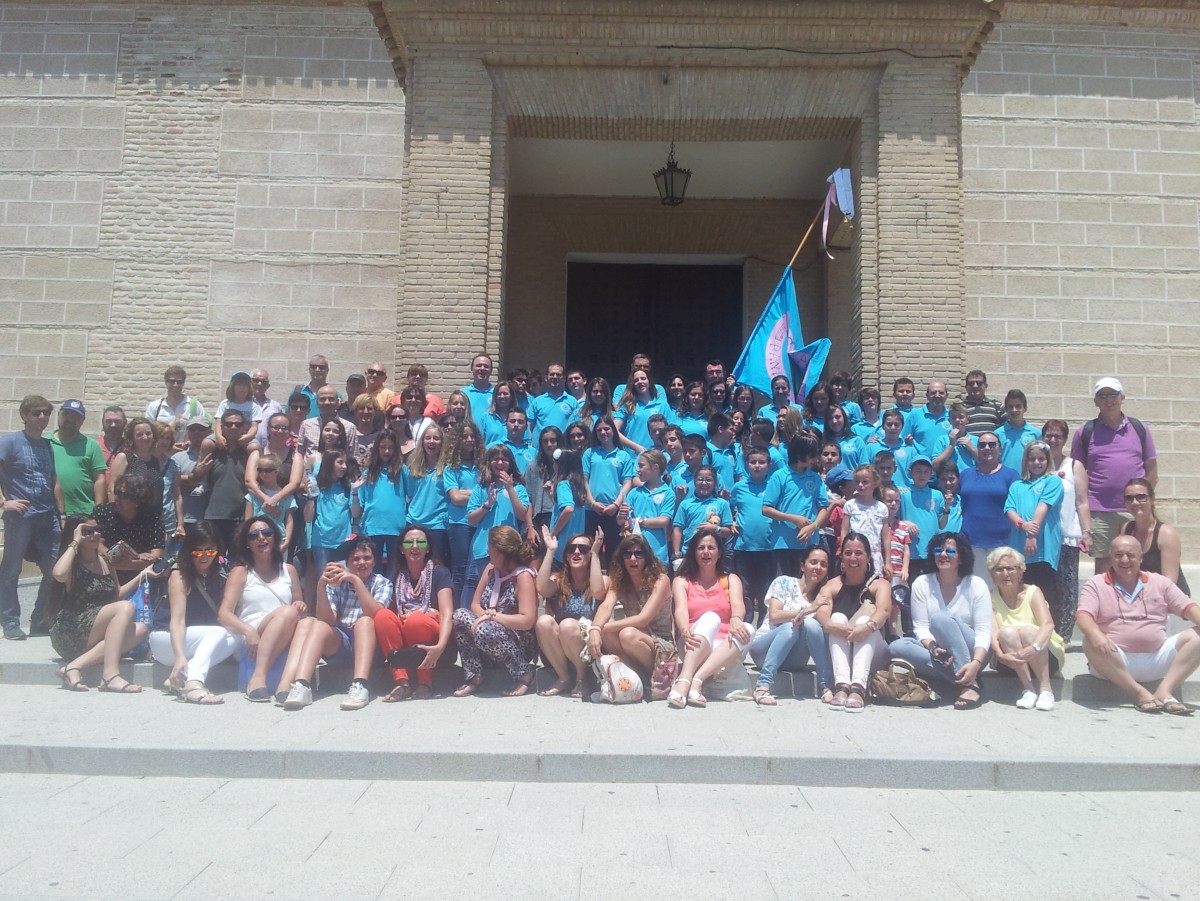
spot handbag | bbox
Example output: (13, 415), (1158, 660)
(649, 641), (680, 701)
(594, 655), (643, 704)
(869, 658), (938, 706)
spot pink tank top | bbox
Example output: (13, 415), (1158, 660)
(686, 577), (732, 640)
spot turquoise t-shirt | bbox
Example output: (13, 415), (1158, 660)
(583, 446), (635, 505)
(729, 478), (772, 552)
(626, 483), (675, 564)
(761, 467), (829, 550)
(614, 396), (671, 451)
(443, 463), (480, 526)
(355, 474), (406, 537)
(467, 482), (530, 559)
(1003, 473), (1064, 567)
(403, 465), (448, 529)
(672, 494), (732, 548)
(312, 483), (352, 549)
(551, 480), (588, 562)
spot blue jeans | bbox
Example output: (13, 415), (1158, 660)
(749, 616), (832, 693)
(460, 556), (486, 610)
(447, 524), (473, 607)
(0, 510), (60, 629)
(888, 608), (989, 685)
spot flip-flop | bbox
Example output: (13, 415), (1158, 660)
(538, 678), (570, 697)
(1160, 697), (1192, 716)
(1136, 698), (1164, 714)
(382, 682), (412, 702)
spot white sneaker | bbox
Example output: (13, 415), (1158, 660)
(1035, 691), (1055, 711)
(1016, 689), (1037, 709)
(283, 681), (312, 710)
(340, 681), (370, 711)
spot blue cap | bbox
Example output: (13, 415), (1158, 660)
(825, 465), (854, 492)
(61, 399), (86, 417)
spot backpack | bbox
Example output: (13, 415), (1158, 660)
(1077, 417), (1147, 470)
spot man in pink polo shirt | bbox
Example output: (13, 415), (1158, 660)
(1077, 535), (1200, 715)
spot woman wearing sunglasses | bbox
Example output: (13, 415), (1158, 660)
(889, 531), (992, 709)
(587, 534), (673, 684)
(370, 525), (454, 701)
(216, 516), (306, 702)
(148, 522), (238, 704)
(49, 515), (154, 693)
(534, 526), (607, 698)
(1120, 478), (1188, 593)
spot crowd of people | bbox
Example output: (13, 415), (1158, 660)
(1, 353), (1196, 715)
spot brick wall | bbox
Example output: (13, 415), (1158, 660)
(962, 3), (1200, 556)
(0, 2), (404, 437)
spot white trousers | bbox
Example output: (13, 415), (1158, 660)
(148, 626), (242, 683)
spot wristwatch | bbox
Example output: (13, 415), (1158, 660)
(1031, 642), (1042, 652)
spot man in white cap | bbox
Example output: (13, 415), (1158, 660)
(1071, 377), (1157, 573)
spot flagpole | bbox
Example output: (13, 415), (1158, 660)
(784, 204), (825, 272)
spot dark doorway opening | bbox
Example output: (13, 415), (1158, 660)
(565, 261), (743, 388)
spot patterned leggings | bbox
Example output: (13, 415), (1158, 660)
(1055, 545), (1080, 643)
(451, 608), (535, 680)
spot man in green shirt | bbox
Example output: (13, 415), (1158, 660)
(50, 399), (106, 518)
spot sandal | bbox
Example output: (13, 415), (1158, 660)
(1135, 698), (1163, 714)
(162, 672), (185, 696)
(1160, 696), (1192, 716)
(569, 682), (585, 700)
(819, 687), (835, 704)
(382, 681), (412, 703)
(181, 680), (223, 705)
(503, 670), (536, 697)
(844, 684), (866, 713)
(57, 666), (88, 692)
(538, 677), (571, 697)
(954, 683), (983, 710)
(830, 683), (850, 709)
(411, 684), (432, 700)
(452, 675), (483, 698)
(753, 685), (778, 706)
(667, 677), (691, 709)
(98, 674), (142, 694)
(687, 681), (707, 708)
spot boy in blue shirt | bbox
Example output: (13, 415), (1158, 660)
(761, 432), (829, 574)
(999, 389), (1040, 471)
(900, 456), (941, 578)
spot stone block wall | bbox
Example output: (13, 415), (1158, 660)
(962, 3), (1200, 553)
(0, 2), (404, 435)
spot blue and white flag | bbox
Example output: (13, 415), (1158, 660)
(732, 271), (831, 404)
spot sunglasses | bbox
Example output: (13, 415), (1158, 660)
(1124, 493), (1150, 502)
(114, 490), (132, 499)
(366, 369), (386, 377)
(166, 378), (185, 385)
(977, 441), (999, 448)
(247, 528), (274, 540)
(251, 378), (269, 384)
(80, 525), (99, 536)
(309, 364), (328, 370)
(621, 548), (646, 559)
(566, 543), (591, 556)
(388, 414), (407, 420)
(932, 546), (958, 557)
(289, 404), (308, 411)
(191, 548), (219, 559)
(403, 538), (428, 548)
(258, 467), (277, 474)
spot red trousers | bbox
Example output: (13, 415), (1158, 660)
(372, 609), (440, 685)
